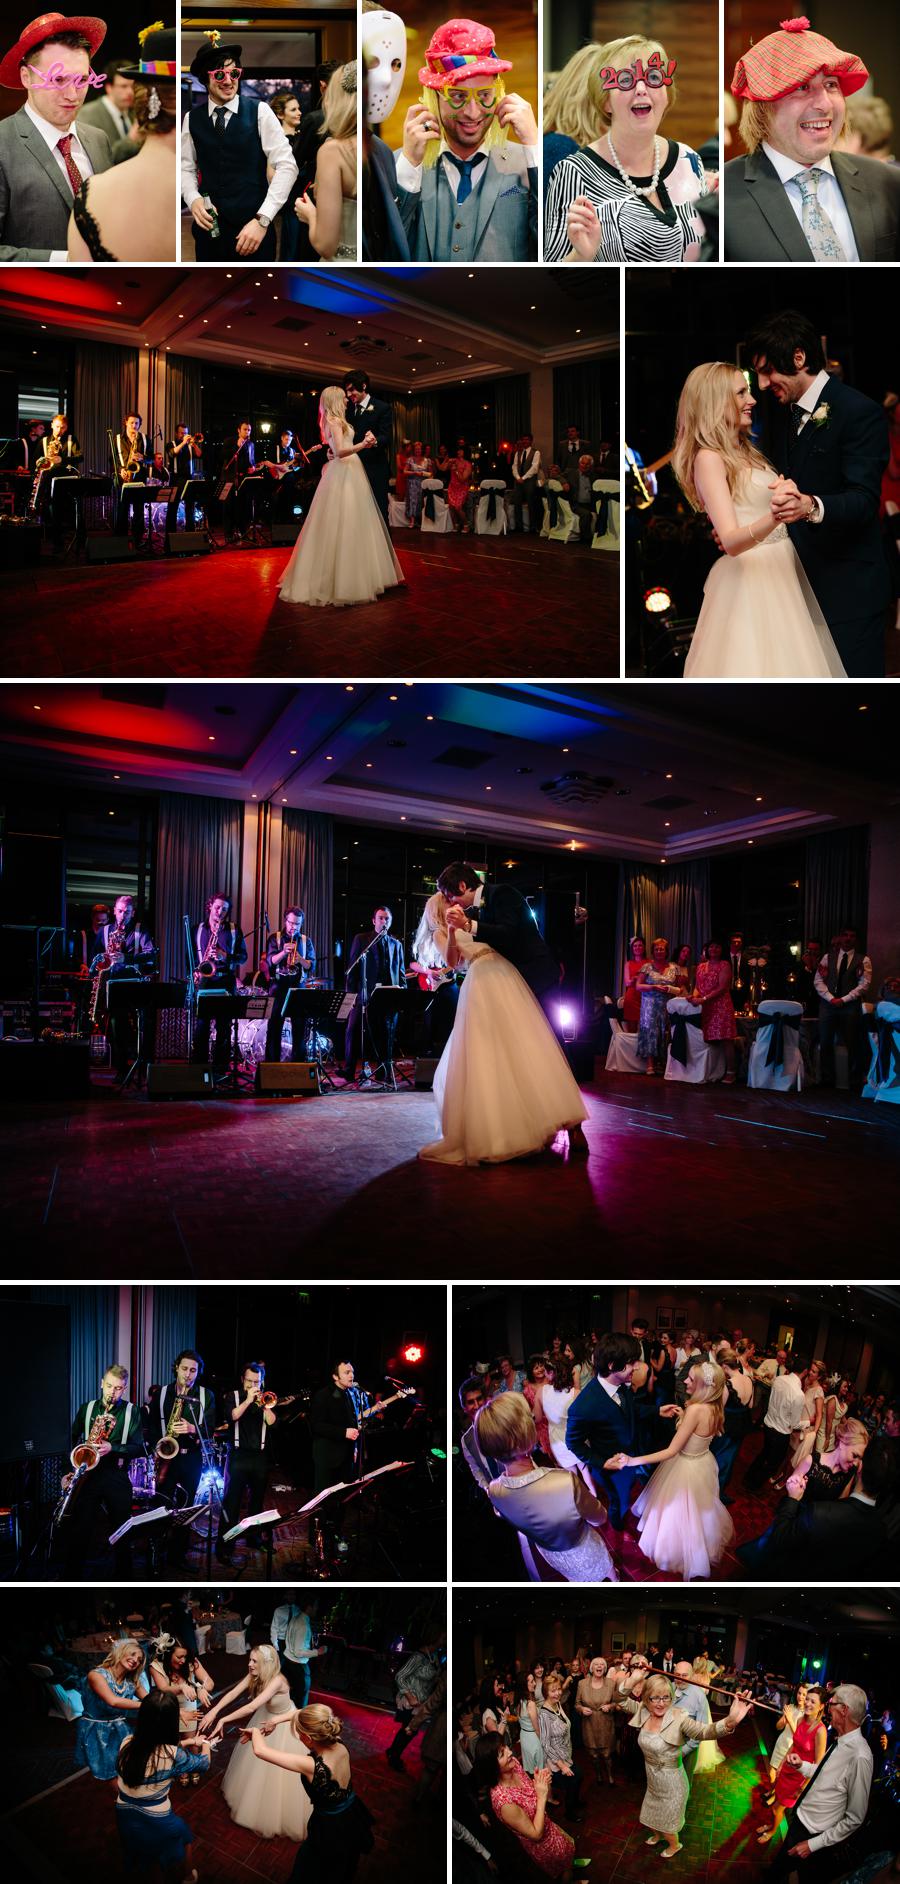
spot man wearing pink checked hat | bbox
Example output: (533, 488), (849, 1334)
(0, 10), (113, 260)
(393, 16), (537, 260)
(723, 14), (900, 262)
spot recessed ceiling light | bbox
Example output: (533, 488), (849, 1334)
(326, 754), (333, 760)
(289, 748), (297, 755)
(208, 735), (215, 742)
(485, 785), (492, 791)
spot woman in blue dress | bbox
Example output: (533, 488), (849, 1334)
(251, 1701), (374, 1883)
(76, 1637), (150, 1781)
(116, 1688), (210, 1877)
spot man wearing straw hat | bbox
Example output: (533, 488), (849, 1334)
(0, 9), (113, 259)
(724, 14), (900, 261)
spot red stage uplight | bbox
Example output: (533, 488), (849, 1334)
(402, 1343), (424, 1364)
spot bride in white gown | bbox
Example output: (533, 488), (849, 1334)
(672, 362), (846, 678)
(199, 1645), (311, 1842)
(605, 1361), (734, 1579)
(416, 894), (589, 1166)
(279, 386), (404, 608)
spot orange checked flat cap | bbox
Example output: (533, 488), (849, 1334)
(731, 15), (868, 102)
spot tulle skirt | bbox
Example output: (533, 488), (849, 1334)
(278, 453), (403, 608)
(684, 537), (846, 678)
(418, 951), (588, 1165)
(632, 1450), (734, 1579)
(222, 1710), (312, 1840)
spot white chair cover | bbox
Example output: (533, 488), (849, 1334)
(475, 479), (507, 535)
(747, 999), (804, 1093)
(664, 997), (726, 1084)
(591, 476), (620, 552)
(387, 494), (409, 528)
(225, 1630), (248, 1655)
(540, 481), (579, 543)
(605, 1015), (648, 1075)
(864, 1001), (900, 1104)
(419, 477), (452, 533)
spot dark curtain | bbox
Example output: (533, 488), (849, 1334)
(280, 810), (333, 981)
(495, 374), (530, 449)
(35, 1285), (118, 1422)
(165, 355), (203, 445)
(156, 791), (245, 979)
(73, 341), (139, 477)
(804, 826), (871, 950)
(614, 860), (711, 999)
(392, 394), (442, 465)
(150, 1288), (197, 1399)
(553, 360), (608, 457)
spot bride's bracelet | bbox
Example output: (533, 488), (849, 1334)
(747, 520), (762, 544)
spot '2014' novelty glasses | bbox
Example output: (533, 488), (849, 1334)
(601, 53), (676, 91)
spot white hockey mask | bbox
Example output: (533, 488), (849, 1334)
(363, 9), (406, 125)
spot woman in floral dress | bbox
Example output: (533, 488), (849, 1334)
(691, 939), (737, 1082)
(636, 938), (680, 1074)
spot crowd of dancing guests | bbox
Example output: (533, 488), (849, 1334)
(457, 1322), (899, 1582)
(454, 1641), (896, 1880)
(391, 430), (615, 537)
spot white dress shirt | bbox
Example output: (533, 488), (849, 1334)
(24, 101), (93, 262)
(762, 142), (860, 263)
(513, 447), (542, 482)
(181, 94), (298, 222)
(765, 1372), (808, 1435)
(270, 1604), (312, 1662)
(395, 138), (537, 196)
(795, 1726), (873, 1852)
(597, 1373), (624, 1410)
(814, 949), (873, 1004)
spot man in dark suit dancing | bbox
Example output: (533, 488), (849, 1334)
(0, 10), (113, 261)
(343, 371), (392, 523)
(724, 18), (900, 264)
(749, 309), (890, 677)
(565, 1333), (659, 1529)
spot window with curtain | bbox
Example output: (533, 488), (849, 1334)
(494, 374), (530, 449)
(164, 355), (203, 446)
(280, 810), (334, 978)
(804, 826), (871, 950)
(73, 341), (139, 479)
(156, 791), (245, 979)
(614, 860), (711, 998)
(34, 1285), (119, 1422)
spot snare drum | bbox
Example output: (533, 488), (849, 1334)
(237, 1016), (268, 1062)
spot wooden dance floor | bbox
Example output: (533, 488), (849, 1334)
(2, 1066), (895, 1273)
(5, 1676), (433, 1884)
(0, 533), (617, 678)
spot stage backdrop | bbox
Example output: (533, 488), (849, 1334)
(614, 859), (711, 1001)
(34, 1285), (118, 1422)
(279, 810), (334, 977)
(73, 342), (139, 478)
(156, 791), (245, 981)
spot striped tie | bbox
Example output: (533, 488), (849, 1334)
(795, 168), (847, 263)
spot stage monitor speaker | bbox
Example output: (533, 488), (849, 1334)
(413, 1057), (439, 1090)
(0, 1302), (69, 1461)
(0, 829), (64, 928)
(255, 1060), (319, 1095)
(562, 1039), (596, 1081)
(85, 535), (133, 562)
(146, 1063), (214, 1098)
(270, 522), (302, 544)
(0, 1038), (90, 1099)
(165, 531), (211, 557)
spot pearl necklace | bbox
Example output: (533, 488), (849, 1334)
(605, 130), (662, 199)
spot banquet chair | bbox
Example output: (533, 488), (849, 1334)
(664, 997), (726, 1084)
(475, 479), (507, 535)
(419, 477), (452, 533)
(540, 481), (579, 543)
(591, 476), (620, 552)
(27, 1663), (83, 1721)
(747, 1000), (804, 1092)
(225, 1629), (248, 1655)
(605, 1016), (648, 1075)
(863, 1000), (900, 1104)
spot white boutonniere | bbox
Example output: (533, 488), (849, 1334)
(810, 403), (830, 428)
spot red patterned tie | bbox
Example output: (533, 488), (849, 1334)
(56, 133), (85, 197)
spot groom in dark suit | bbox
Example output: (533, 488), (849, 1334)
(749, 310), (890, 677)
(343, 371), (392, 524)
(565, 1333), (659, 1530)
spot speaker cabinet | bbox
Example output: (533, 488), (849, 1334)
(85, 535), (133, 562)
(413, 1057), (439, 1090)
(165, 531), (211, 556)
(270, 522), (302, 544)
(0, 1303), (70, 1461)
(255, 1061), (320, 1095)
(146, 1063), (214, 1098)
(562, 1039), (596, 1081)
(0, 1039), (90, 1099)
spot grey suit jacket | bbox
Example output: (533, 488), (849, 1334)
(723, 146), (900, 262)
(76, 97), (129, 138)
(0, 107), (112, 261)
(396, 142), (537, 261)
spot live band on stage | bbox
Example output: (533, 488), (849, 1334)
(0, 407), (323, 555)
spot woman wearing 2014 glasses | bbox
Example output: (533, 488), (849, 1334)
(544, 36), (711, 263)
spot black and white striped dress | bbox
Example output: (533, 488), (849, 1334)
(544, 140), (708, 264)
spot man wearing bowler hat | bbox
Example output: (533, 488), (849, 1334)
(0, 10), (113, 261)
(182, 32), (298, 261)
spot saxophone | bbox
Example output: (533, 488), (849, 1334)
(194, 919), (225, 985)
(90, 922), (127, 1024)
(55, 1399), (117, 1522)
(155, 1396), (184, 1464)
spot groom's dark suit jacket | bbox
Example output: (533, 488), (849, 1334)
(472, 882), (559, 1003)
(566, 1376), (654, 1525)
(723, 147), (900, 262)
(348, 394), (392, 521)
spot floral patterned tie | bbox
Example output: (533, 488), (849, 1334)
(795, 168), (847, 263)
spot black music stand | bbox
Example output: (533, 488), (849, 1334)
(236, 473), (267, 544)
(281, 988), (353, 1092)
(105, 977), (183, 1092)
(299, 1462), (412, 1578)
(108, 1503), (184, 1577)
(194, 986), (255, 1094)
(119, 483), (156, 553)
(178, 476), (216, 549)
(357, 986), (411, 1091)
(222, 1508), (283, 1580)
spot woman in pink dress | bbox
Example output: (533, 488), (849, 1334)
(523, 1355), (552, 1458)
(478, 1735), (575, 1878)
(447, 449), (473, 533)
(691, 939), (737, 1083)
(622, 935), (646, 1031)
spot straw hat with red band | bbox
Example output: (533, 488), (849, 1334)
(731, 15), (868, 102)
(417, 18), (512, 92)
(0, 11), (107, 88)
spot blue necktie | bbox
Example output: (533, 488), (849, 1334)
(444, 151), (486, 204)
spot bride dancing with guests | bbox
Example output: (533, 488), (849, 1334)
(198, 1644), (311, 1841)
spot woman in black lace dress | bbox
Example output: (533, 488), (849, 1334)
(250, 1701), (374, 1882)
(785, 1417), (869, 1503)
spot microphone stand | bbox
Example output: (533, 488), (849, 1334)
(348, 929), (389, 1085)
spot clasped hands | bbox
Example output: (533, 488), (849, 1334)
(768, 476), (814, 523)
(444, 903), (471, 934)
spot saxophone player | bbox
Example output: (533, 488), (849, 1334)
(264, 905), (316, 1063)
(63, 1364), (143, 1579)
(143, 1350), (216, 1566)
(89, 894), (157, 1080)
(115, 412), (149, 542)
(216, 1362), (277, 1564)
(189, 893), (248, 1072)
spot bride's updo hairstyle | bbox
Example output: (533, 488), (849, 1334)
(248, 1643), (281, 1697)
(672, 361), (769, 511)
(687, 1359), (726, 1436)
(319, 385), (352, 445)
(475, 1391), (536, 1464)
(293, 1703), (343, 1743)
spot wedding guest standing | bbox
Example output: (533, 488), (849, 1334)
(67, 28), (177, 261)
(756, 1686), (826, 1845)
(515, 1671), (543, 1774)
(636, 938), (679, 1075)
(271, 90), (303, 260)
(405, 441), (431, 524)
(447, 445), (473, 532)
(622, 935), (646, 1031)
(522, 1355), (551, 1458)
(691, 940), (737, 1083)
(539, 1673), (583, 1821)
(294, 62), (357, 261)
(0, 10), (113, 262)
(182, 37), (298, 261)
(575, 1657), (617, 1787)
(673, 943), (694, 997)
(612, 1672), (751, 1861)
(476, 1393), (617, 1583)
(815, 928), (872, 1089)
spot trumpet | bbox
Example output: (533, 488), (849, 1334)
(259, 1390), (278, 1408)
(190, 432), (204, 447)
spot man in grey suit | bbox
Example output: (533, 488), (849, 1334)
(724, 18), (900, 263)
(394, 17), (537, 262)
(0, 11), (112, 261)
(76, 57), (134, 145)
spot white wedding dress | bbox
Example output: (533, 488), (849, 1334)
(278, 417), (403, 608)
(683, 463), (847, 678)
(631, 1432), (734, 1579)
(221, 1693), (312, 1841)
(418, 930), (589, 1165)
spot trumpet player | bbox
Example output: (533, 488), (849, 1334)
(115, 412), (148, 541)
(264, 905), (317, 1063)
(189, 893), (247, 1072)
(143, 1350), (216, 1565)
(63, 1364), (143, 1580)
(216, 1362), (277, 1564)
(89, 893), (157, 1079)
(165, 422), (203, 535)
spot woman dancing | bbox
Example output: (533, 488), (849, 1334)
(786, 1418), (869, 1502)
(116, 1689), (210, 1883)
(200, 1644), (311, 1841)
(476, 1392), (617, 1582)
(76, 1637), (150, 1782)
(250, 1702), (374, 1882)
(476, 1731), (575, 1879)
(149, 1637), (214, 1783)
(606, 1361), (735, 1578)
(515, 1670), (543, 1774)
(539, 1672), (582, 1820)
(613, 1671), (752, 1860)
(756, 1686), (826, 1844)
(765, 1682), (808, 1803)
(278, 387), (403, 608)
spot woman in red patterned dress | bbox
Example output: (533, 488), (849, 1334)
(692, 939), (737, 1083)
(756, 1686), (826, 1844)
(622, 935), (646, 1031)
(477, 1733), (575, 1878)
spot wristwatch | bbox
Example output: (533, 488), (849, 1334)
(257, 214), (271, 229)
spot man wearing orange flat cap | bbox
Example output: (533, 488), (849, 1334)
(394, 16), (537, 261)
(723, 14), (900, 262)
(0, 10), (113, 260)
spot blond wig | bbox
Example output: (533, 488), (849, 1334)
(544, 37), (675, 144)
(672, 361), (771, 511)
